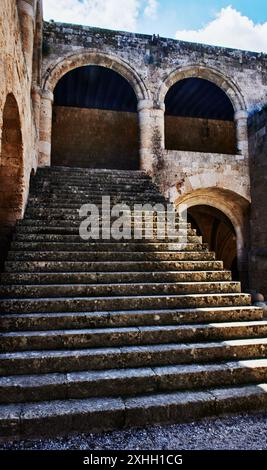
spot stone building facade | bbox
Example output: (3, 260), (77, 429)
(0, 0), (42, 264)
(0, 0), (267, 294)
(249, 108), (267, 295)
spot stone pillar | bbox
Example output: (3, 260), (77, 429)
(39, 90), (54, 167)
(31, 85), (41, 169)
(17, 0), (35, 73)
(138, 99), (165, 175)
(237, 247), (249, 290)
(235, 110), (249, 157)
(31, 84), (41, 133)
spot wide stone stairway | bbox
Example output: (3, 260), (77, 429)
(0, 166), (267, 439)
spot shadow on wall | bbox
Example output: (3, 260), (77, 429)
(188, 205), (238, 280)
(0, 94), (23, 270)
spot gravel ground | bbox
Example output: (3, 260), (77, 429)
(1, 413), (267, 450)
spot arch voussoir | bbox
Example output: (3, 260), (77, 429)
(158, 65), (246, 112)
(43, 51), (149, 102)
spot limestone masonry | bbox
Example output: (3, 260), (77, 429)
(0, 0), (267, 439)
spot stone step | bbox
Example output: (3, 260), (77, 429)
(30, 187), (158, 196)
(15, 230), (194, 240)
(28, 191), (163, 199)
(0, 293), (252, 314)
(28, 198), (167, 206)
(25, 205), (176, 213)
(24, 221), (183, 229)
(24, 209), (181, 219)
(15, 227), (196, 237)
(29, 191), (161, 198)
(33, 170), (149, 177)
(27, 199), (167, 209)
(37, 167), (147, 174)
(33, 172), (151, 178)
(1, 359), (267, 404)
(10, 242), (206, 253)
(16, 219), (193, 230)
(14, 232), (193, 242)
(0, 270), (232, 286)
(27, 205), (170, 213)
(36, 185), (161, 191)
(4, 259), (225, 273)
(0, 336), (265, 375)
(0, 321), (266, 353)
(30, 181), (155, 191)
(32, 174), (150, 181)
(23, 213), (184, 222)
(0, 321), (267, 352)
(13, 234), (200, 244)
(0, 281), (241, 299)
(27, 200), (172, 207)
(13, 235), (198, 244)
(32, 174), (150, 180)
(1, 384), (267, 438)
(1, 166), (264, 435)
(0, 306), (262, 333)
(32, 173), (150, 180)
(7, 251), (214, 262)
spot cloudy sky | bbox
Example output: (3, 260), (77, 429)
(43, 0), (267, 53)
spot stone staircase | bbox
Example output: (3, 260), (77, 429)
(0, 166), (266, 440)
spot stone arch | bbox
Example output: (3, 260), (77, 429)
(43, 51), (149, 101)
(51, 65), (140, 169)
(0, 93), (24, 220)
(40, 52), (149, 167)
(175, 187), (250, 287)
(0, 93), (24, 267)
(158, 65), (246, 112)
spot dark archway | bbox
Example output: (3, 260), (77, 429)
(0, 94), (23, 268)
(51, 65), (139, 169)
(188, 205), (238, 280)
(165, 77), (237, 154)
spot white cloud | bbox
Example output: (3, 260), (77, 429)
(144, 0), (159, 20)
(175, 6), (267, 53)
(43, 0), (141, 31)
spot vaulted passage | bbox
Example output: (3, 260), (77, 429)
(0, 94), (23, 268)
(188, 205), (238, 280)
(51, 65), (139, 169)
(165, 77), (237, 154)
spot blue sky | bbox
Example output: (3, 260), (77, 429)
(43, 0), (267, 52)
(138, 1), (267, 37)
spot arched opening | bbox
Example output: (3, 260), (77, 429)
(51, 65), (139, 169)
(0, 94), (23, 268)
(188, 205), (239, 280)
(165, 77), (237, 154)
(175, 187), (250, 288)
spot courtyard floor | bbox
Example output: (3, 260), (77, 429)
(1, 413), (267, 450)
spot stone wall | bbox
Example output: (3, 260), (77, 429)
(165, 116), (236, 154)
(39, 21), (267, 289)
(51, 106), (139, 169)
(1, 10), (267, 292)
(0, 0), (42, 268)
(41, 21), (267, 197)
(248, 108), (267, 296)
